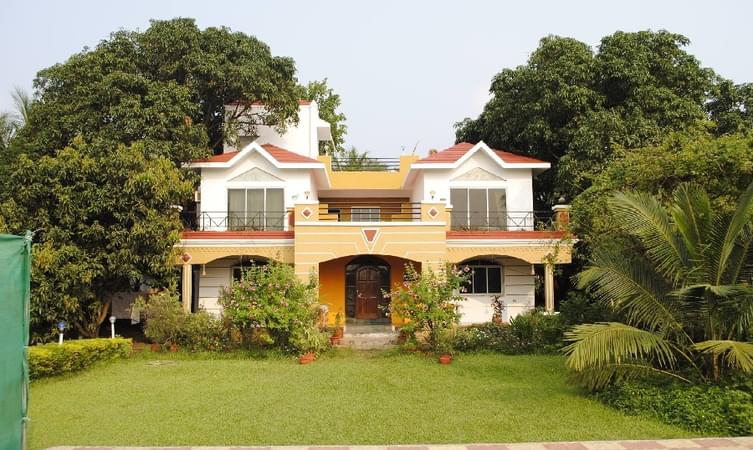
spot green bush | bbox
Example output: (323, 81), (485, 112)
(455, 309), (565, 354)
(558, 290), (613, 326)
(508, 308), (565, 352)
(134, 291), (186, 346)
(180, 311), (233, 352)
(29, 338), (131, 379)
(218, 260), (325, 353)
(597, 380), (753, 435)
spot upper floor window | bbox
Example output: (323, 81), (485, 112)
(227, 188), (284, 230)
(450, 188), (506, 231)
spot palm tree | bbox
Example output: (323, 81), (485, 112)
(0, 86), (33, 150)
(564, 182), (753, 390)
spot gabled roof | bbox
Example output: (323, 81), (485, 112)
(186, 142), (324, 169)
(416, 142), (548, 165)
(260, 144), (320, 164)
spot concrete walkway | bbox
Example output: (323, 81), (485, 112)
(47, 437), (753, 450)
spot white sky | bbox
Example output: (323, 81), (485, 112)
(1, 0), (751, 157)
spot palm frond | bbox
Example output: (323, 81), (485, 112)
(710, 181), (753, 285)
(577, 247), (682, 333)
(563, 322), (678, 373)
(567, 362), (691, 391)
(10, 86), (32, 126)
(670, 183), (712, 264)
(608, 191), (690, 283)
(693, 340), (753, 373)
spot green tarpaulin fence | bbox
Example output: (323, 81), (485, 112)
(0, 232), (31, 450)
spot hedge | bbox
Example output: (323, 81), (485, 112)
(597, 380), (753, 435)
(28, 338), (132, 379)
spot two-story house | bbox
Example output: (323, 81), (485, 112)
(176, 100), (572, 327)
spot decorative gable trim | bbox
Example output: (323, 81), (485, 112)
(229, 167), (283, 183)
(451, 167), (506, 182)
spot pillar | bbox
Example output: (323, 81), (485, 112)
(544, 263), (555, 313)
(181, 263), (192, 313)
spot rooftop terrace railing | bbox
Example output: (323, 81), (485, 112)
(330, 157), (402, 172)
(449, 210), (555, 232)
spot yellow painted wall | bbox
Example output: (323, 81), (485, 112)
(318, 155), (419, 190)
(318, 255), (418, 325)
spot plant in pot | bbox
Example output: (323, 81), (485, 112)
(491, 295), (505, 324)
(330, 312), (344, 345)
(435, 328), (456, 365)
(292, 324), (329, 364)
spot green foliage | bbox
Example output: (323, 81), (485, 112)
(572, 132), (753, 244)
(135, 292), (186, 346)
(28, 338), (131, 379)
(455, 30), (732, 204)
(386, 263), (468, 349)
(454, 310), (565, 354)
(299, 79), (348, 155)
(332, 146), (386, 170)
(218, 260), (324, 353)
(180, 311), (233, 352)
(597, 380), (753, 436)
(558, 290), (613, 326)
(565, 182), (753, 390)
(1, 138), (192, 341)
(707, 79), (753, 135)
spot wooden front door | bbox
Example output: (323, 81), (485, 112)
(355, 266), (380, 319)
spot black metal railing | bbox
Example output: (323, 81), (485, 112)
(330, 158), (401, 172)
(318, 202), (421, 222)
(184, 211), (287, 231)
(449, 211), (554, 231)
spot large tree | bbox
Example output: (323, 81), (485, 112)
(299, 78), (348, 155)
(0, 18), (324, 340)
(455, 30), (719, 205)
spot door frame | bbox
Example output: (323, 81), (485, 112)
(345, 256), (391, 320)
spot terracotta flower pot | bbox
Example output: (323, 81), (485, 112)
(150, 343), (161, 352)
(299, 352), (316, 365)
(438, 354), (452, 365)
(169, 343), (179, 353)
(333, 327), (344, 338)
(330, 335), (342, 345)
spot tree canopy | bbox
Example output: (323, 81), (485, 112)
(0, 18), (348, 340)
(455, 30), (736, 205)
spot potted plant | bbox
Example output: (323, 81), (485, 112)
(435, 328), (455, 365)
(293, 325), (328, 365)
(133, 292), (186, 353)
(330, 312), (344, 345)
(491, 295), (505, 324)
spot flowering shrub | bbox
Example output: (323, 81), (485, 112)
(385, 263), (469, 349)
(218, 261), (325, 353)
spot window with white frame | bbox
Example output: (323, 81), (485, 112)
(227, 188), (284, 230)
(461, 259), (503, 294)
(351, 207), (380, 222)
(450, 188), (506, 230)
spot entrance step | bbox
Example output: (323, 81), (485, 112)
(342, 324), (396, 349)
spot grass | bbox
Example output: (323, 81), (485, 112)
(28, 350), (696, 449)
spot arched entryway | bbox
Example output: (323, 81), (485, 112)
(345, 256), (391, 321)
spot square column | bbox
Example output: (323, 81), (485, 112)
(181, 263), (192, 313)
(544, 263), (555, 312)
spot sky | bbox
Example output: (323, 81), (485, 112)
(1, 0), (752, 157)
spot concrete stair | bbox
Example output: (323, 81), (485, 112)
(341, 323), (397, 350)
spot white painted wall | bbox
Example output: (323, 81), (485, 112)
(417, 151), (536, 229)
(224, 102), (330, 159)
(197, 260), (233, 316)
(198, 151), (317, 230)
(457, 258), (536, 325)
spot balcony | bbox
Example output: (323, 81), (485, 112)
(183, 211), (287, 231)
(449, 210), (555, 232)
(317, 201), (422, 222)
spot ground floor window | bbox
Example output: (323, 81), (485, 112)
(462, 259), (503, 294)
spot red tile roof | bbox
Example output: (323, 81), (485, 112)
(192, 151), (239, 163)
(260, 144), (320, 163)
(190, 144), (320, 165)
(416, 142), (547, 165)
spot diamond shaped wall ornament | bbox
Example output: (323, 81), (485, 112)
(362, 228), (380, 252)
(428, 207), (439, 218)
(301, 207), (312, 219)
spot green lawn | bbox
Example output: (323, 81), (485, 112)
(29, 351), (695, 449)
